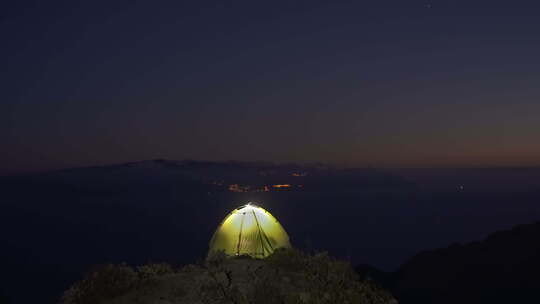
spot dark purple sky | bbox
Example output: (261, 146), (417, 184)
(2, 1), (540, 174)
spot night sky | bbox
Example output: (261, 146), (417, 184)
(2, 1), (540, 174)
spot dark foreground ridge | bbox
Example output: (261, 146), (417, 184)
(395, 221), (540, 304)
(356, 221), (540, 304)
(60, 249), (396, 304)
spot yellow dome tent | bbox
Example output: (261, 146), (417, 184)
(209, 203), (291, 258)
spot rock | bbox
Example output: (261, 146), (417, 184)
(60, 249), (396, 304)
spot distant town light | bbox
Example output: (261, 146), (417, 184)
(227, 183), (293, 192)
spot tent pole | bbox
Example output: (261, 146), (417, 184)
(236, 213), (245, 255)
(252, 210), (273, 257)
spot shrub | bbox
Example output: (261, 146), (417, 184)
(60, 263), (137, 304)
(137, 263), (174, 280)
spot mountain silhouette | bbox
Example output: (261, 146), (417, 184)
(358, 221), (540, 304)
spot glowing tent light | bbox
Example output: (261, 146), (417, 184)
(208, 203), (291, 258)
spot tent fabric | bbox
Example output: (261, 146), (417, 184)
(208, 204), (291, 258)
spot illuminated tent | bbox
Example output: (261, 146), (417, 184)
(209, 203), (291, 258)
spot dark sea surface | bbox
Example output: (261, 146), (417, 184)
(2, 167), (540, 303)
